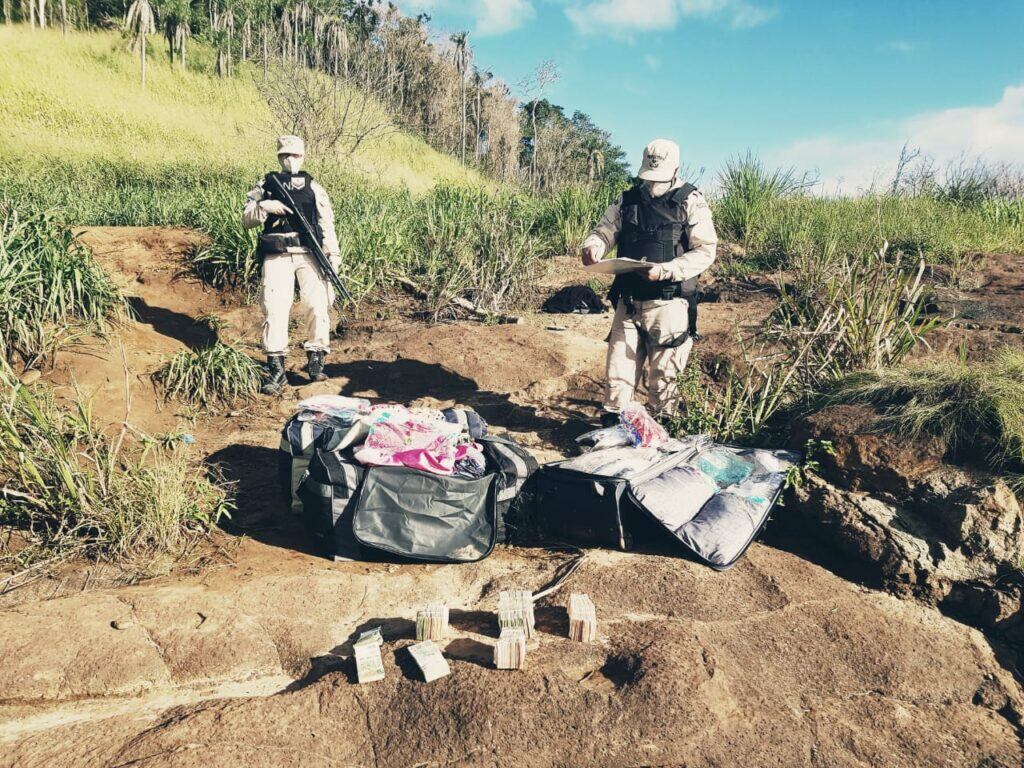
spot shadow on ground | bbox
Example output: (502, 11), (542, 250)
(128, 296), (217, 350)
(205, 443), (319, 556)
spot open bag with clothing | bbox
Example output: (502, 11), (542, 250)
(280, 397), (538, 563)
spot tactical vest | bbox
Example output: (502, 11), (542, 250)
(610, 182), (699, 303)
(260, 171), (324, 247)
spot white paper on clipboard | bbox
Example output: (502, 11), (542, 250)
(583, 258), (651, 275)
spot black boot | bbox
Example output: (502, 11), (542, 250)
(306, 350), (327, 383)
(261, 355), (287, 395)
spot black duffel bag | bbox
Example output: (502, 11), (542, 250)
(297, 435), (537, 563)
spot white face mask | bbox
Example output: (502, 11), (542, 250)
(645, 175), (677, 198)
(279, 154), (304, 174)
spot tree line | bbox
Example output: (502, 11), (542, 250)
(3, 0), (630, 191)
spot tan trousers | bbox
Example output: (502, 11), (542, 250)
(605, 298), (693, 418)
(260, 250), (333, 355)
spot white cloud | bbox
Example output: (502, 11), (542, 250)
(477, 0), (536, 35)
(767, 84), (1024, 194)
(565, 0), (776, 37)
(885, 39), (916, 54)
(399, 0), (535, 36)
(644, 54), (662, 70)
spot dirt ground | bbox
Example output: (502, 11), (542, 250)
(1, 229), (1022, 767)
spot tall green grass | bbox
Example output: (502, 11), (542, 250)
(714, 154), (1024, 275)
(0, 365), (232, 576)
(0, 203), (126, 366)
(716, 152), (812, 245)
(820, 349), (1024, 483)
(673, 244), (938, 443)
(154, 343), (263, 408)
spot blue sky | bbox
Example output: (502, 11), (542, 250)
(398, 0), (1024, 192)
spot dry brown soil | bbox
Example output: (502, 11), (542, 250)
(1, 230), (1022, 767)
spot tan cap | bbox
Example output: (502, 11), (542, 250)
(276, 135), (305, 156)
(638, 138), (679, 182)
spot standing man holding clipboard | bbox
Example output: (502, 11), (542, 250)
(581, 139), (718, 424)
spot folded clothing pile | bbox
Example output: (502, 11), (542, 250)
(355, 404), (487, 478)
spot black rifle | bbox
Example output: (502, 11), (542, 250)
(264, 173), (352, 304)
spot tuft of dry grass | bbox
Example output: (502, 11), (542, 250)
(821, 348), (1024, 476)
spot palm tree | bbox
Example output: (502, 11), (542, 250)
(449, 31), (471, 164)
(210, 1), (235, 77)
(161, 0), (191, 69)
(125, 0), (156, 90)
(471, 67), (492, 163)
(581, 136), (606, 183)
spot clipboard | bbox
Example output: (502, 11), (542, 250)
(583, 257), (652, 275)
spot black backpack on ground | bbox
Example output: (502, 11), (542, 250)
(541, 285), (607, 314)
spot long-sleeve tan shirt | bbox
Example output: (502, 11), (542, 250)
(582, 181), (718, 282)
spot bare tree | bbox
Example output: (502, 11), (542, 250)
(519, 60), (559, 188)
(260, 61), (395, 166)
(449, 30), (471, 164)
(471, 66), (492, 163)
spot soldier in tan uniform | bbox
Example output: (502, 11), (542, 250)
(581, 138), (718, 423)
(243, 136), (341, 394)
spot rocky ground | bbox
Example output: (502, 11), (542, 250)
(1, 229), (1022, 767)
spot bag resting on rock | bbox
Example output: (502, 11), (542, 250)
(292, 433), (537, 563)
(538, 443), (799, 569)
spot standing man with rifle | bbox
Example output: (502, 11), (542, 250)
(243, 135), (349, 395)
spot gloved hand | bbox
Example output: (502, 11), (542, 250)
(259, 199), (292, 217)
(581, 241), (604, 265)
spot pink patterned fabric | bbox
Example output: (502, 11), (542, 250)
(354, 405), (485, 476)
(620, 402), (669, 449)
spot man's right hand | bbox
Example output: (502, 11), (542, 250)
(581, 242), (602, 265)
(260, 199), (292, 217)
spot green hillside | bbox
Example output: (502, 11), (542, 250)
(0, 27), (480, 192)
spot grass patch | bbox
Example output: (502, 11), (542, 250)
(0, 366), (232, 578)
(820, 349), (1024, 477)
(712, 154), (1024, 277)
(154, 343), (262, 408)
(673, 245), (939, 443)
(0, 28), (478, 193)
(0, 203), (125, 367)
